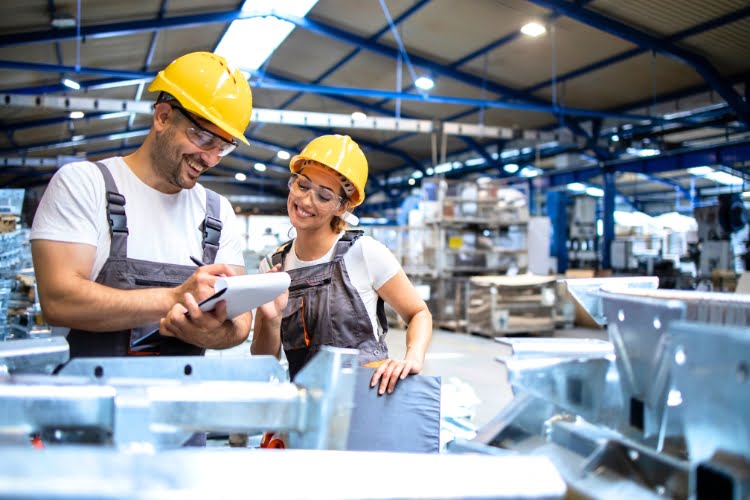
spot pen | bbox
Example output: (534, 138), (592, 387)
(190, 256), (207, 267)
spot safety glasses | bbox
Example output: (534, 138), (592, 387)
(288, 172), (344, 209)
(171, 105), (238, 157)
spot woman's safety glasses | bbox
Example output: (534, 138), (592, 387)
(171, 105), (237, 157)
(288, 172), (344, 209)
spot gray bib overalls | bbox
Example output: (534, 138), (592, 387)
(272, 230), (389, 380)
(65, 162), (223, 358)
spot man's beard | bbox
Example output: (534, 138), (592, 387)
(150, 127), (200, 190)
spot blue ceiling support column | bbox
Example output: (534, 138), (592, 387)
(601, 168), (616, 270)
(526, 0), (750, 125)
(546, 190), (568, 273)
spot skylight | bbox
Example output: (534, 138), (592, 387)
(214, 0), (319, 71)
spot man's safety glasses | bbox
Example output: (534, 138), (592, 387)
(171, 106), (237, 157)
(288, 173), (344, 209)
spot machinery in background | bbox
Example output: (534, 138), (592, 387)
(694, 193), (748, 289)
(451, 277), (750, 499)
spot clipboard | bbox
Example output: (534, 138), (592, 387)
(131, 272), (291, 351)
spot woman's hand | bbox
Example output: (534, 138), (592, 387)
(369, 357), (423, 395)
(257, 263), (288, 322)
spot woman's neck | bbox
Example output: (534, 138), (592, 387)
(294, 227), (341, 261)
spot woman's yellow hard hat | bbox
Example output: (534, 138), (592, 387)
(148, 52), (252, 145)
(290, 135), (368, 206)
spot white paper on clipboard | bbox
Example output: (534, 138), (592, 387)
(198, 272), (291, 319)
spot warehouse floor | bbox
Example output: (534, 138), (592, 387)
(213, 324), (609, 431)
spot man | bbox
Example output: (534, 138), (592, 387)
(30, 51), (253, 358)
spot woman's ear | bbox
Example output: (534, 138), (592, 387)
(335, 200), (350, 217)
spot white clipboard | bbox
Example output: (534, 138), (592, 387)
(131, 272), (290, 350)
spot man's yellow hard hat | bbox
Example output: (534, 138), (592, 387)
(148, 52), (252, 145)
(290, 135), (368, 206)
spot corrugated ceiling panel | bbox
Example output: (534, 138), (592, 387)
(532, 52), (704, 111)
(589, 0), (748, 37)
(462, 16), (634, 90)
(680, 18), (750, 75)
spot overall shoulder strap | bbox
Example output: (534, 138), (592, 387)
(333, 230), (364, 258)
(271, 239), (294, 268)
(94, 161), (128, 258)
(201, 188), (223, 264)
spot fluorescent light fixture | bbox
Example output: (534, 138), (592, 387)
(434, 162), (452, 174)
(62, 78), (80, 90)
(452, 161), (463, 168)
(71, 134), (85, 142)
(235, 172), (247, 181)
(214, 0), (318, 71)
(491, 152), (499, 160)
(688, 166), (745, 186)
(276, 150), (291, 160)
(520, 166), (541, 178)
(408, 178), (416, 185)
(567, 182), (587, 192)
(521, 21), (546, 37)
(412, 171), (424, 179)
(351, 111), (367, 121)
(254, 162), (267, 172)
(611, 134), (620, 142)
(69, 111), (85, 119)
(586, 186), (604, 197)
(626, 147), (660, 157)
(503, 163), (519, 174)
(521, 147), (533, 154)
(464, 157), (486, 167)
(687, 166), (713, 176)
(415, 76), (434, 90)
(425, 167), (434, 175)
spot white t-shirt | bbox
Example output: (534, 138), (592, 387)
(30, 156), (244, 280)
(260, 233), (401, 341)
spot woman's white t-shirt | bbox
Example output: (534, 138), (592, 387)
(260, 232), (401, 341)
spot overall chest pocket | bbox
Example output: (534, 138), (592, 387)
(281, 275), (334, 351)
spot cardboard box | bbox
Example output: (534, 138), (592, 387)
(0, 214), (17, 233)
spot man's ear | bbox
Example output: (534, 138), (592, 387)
(152, 102), (172, 130)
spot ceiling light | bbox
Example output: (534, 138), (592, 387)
(611, 134), (620, 142)
(412, 171), (424, 179)
(69, 111), (84, 119)
(408, 178), (416, 185)
(586, 186), (604, 197)
(415, 76), (434, 91)
(434, 162), (452, 174)
(214, 0), (319, 71)
(503, 163), (519, 174)
(567, 182), (586, 192)
(235, 173), (247, 181)
(521, 22), (546, 37)
(425, 167), (434, 175)
(50, 14), (77, 29)
(351, 111), (367, 121)
(276, 150), (290, 160)
(520, 166), (541, 178)
(61, 78), (80, 90)
(254, 162), (267, 172)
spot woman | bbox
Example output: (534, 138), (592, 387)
(251, 134), (432, 395)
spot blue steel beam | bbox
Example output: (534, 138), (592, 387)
(259, 0), (431, 129)
(525, 6), (750, 94)
(526, 0), (750, 124)
(546, 138), (750, 187)
(0, 7), (553, 113)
